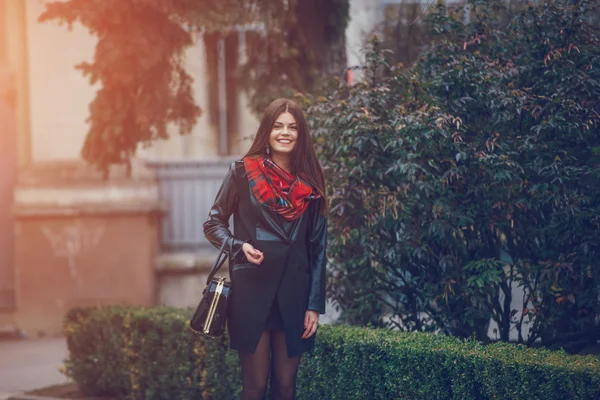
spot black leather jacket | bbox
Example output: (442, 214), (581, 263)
(203, 160), (328, 313)
(203, 160), (328, 357)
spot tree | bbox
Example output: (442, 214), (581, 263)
(240, 0), (349, 114)
(308, 0), (600, 351)
(39, 0), (349, 177)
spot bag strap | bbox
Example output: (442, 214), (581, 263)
(205, 236), (233, 285)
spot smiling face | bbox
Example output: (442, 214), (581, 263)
(269, 111), (298, 157)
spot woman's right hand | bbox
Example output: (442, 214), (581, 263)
(242, 242), (264, 265)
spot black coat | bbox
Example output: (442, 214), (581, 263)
(203, 160), (327, 358)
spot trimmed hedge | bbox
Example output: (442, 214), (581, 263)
(63, 306), (600, 399)
(299, 328), (600, 400)
(62, 306), (240, 400)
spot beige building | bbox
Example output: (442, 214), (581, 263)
(0, 0), (264, 335)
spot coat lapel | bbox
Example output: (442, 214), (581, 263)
(248, 185), (295, 241)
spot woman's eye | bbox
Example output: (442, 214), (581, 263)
(273, 124), (297, 130)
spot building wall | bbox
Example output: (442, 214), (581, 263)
(2, 1), (259, 335)
(25, 0), (94, 163)
(0, 76), (17, 310)
(346, 0), (383, 79)
(5, 0), (31, 168)
(0, 0), (17, 311)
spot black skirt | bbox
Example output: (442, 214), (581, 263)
(263, 296), (284, 331)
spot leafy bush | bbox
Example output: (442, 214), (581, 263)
(62, 306), (240, 400)
(306, 0), (600, 350)
(63, 306), (600, 400)
(300, 325), (600, 400)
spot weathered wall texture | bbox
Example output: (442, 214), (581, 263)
(12, 162), (162, 336)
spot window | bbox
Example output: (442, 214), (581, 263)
(204, 32), (240, 156)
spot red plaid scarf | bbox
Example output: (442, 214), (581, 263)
(243, 156), (320, 221)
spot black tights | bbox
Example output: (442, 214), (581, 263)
(238, 330), (301, 400)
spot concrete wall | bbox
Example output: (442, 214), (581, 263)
(11, 161), (162, 336)
(346, 0), (383, 79)
(25, 0), (94, 163)
(0, 68), (17, 310)
(15, 211), (160, 336)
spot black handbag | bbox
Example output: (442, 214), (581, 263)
(189, 237), (233, 337)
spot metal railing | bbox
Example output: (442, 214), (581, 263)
(146, 157), (238, 253)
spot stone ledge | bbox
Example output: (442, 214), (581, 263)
(13, 180), (166, 218)
(0, 323), (25, 339)
(13, 202), (166, 219)
(17, 159), (157, 187)
(155, 251), (222, 275)
(14, 184), (160, 207)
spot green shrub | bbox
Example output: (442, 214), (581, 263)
(305, 0), (600, 350)
(63, 306), (600, 399)
(62, 306), (240, 400)
(300, 326), (600, 399)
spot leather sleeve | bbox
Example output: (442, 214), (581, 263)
(203, 163), (247, 260)
(307, 202), (328, 314)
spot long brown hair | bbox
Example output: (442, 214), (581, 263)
(244, 98), (328, 214)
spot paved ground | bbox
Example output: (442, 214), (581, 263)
(0, 337), (70, 400)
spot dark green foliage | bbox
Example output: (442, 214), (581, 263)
(300, 325), (600, 400)
(62, 305), (241, 400)
(238, 0), (350, 115)
(63, 306), (600, 400)
(306, 0), (600, 349)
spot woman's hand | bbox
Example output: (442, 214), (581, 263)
(302, 310), (319, 339)
(242, 242), (264, 265)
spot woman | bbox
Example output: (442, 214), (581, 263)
(203, 98), (328, 400)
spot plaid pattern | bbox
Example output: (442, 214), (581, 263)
(243, 156), (320, 221)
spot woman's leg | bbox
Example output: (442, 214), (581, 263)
(269, 330), (301, 400)
(238, 331), (271, 400)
